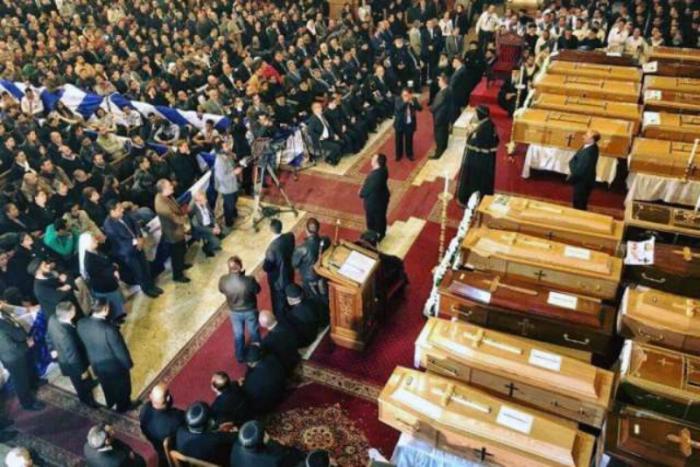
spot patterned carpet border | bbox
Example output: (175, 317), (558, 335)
(10, 432), (82, 467)
(299, 362), (382, 403)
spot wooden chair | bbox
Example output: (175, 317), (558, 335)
(169, 450), (221, 467)
(162, 437), (175, 467)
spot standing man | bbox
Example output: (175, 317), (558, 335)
(292, 217), (330, 300)
(47, 302), (97, 408)
(213, 147), (241, 229)
(359, 154), (390, 240)
(218, 256), (262, 363)
(77, 299), (135, 413)
(430, 74), (453, 160)
(475, 4), (499, 50)
(394, 88), (422, 162)
(0, 304), (44, 411)
(568, 130), (600, 210)
(456, 106), (500, 207)
(154, 179), (191, 283)
(263, 219), (295, 320)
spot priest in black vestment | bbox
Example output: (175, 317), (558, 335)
(456, 105), (499, 207)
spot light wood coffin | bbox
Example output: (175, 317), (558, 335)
(643, 90), (700, 115)
(547, 60), (642, 82)
(378, 366), (596, 467)
(512, 108), (634, 158)
(533, 73), (641, 103)
(648, 46), (700, 66)
(533, 93), (642, 131)
(642, 112), (700, 143)
(414, 318), (615, 428)
(477, 194), (623, 254)
(618, 341), (700, 424)
(626, 201), (700, 239)
(619, 287), (700, 355)
(628, 138), (699, 181)
(644, 76), (700, 95)
(460, 227), (622, 299)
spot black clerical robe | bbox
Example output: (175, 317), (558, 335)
(457, 118), (499, 206)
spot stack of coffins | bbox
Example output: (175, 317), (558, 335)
(628, 138), (699, 182)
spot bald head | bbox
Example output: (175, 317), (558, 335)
(150, 383), (169, 409)
(259, 310), (277, 329)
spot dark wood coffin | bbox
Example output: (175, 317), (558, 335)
(624, 243), (700, 298)
(644, 60), (700, 78)
(551, 49), (637, 67)
(626, 202), (700, 240)
(438, 270), (617, 357)
(605, 407), (700, 466)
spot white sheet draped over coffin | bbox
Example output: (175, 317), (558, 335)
(626, 173), (700, 208)
(391, 433), (484, 467)
(522, 144), (618, 185)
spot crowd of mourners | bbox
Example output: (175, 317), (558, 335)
(0, 0), (698, 465)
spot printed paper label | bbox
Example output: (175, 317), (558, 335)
(643, 112), (661, 127)
(642, 61), (658, 73)
(564, 246), (591, 260)
(496, 406), (534, 434)
(644, 90), (662, 101)
(529, 349), (563, 372)
(547, 291), (578, 310)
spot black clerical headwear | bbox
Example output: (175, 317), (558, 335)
(239, 420), (264, 448)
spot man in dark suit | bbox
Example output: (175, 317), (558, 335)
(77, 299), (135, 412)
(259, 310), (300, 372)
(449, 57), (469, 115)
(241, 344), (286, 414)
(285, 284), (321, 348)
(263, 219), (295, 320)
(103, 201), (162, 298)
(291, 217), (330, 300)
(393, 88), (422, 161)
(175, 402), (236, 465)
(139, 383), (185, 467)
(430, 74), (453, 160)
(84, 424), (146, 467)
(189, 190), (222, 258)
(154, 179), (191, 283)
(359, 154), (390, 240)
(47, 302), (97, 407)
(231, 420), (305, 467)
(306, 102), (343, 165)
(210, 371), (250, 425)
(0, 304), (44, 411)
(568, 130), (600, 210)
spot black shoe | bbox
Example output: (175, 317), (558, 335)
(143, 288), (160, 298)
(204, 250), (216, 257)
(23, 401), (46, 411)
(173, 276), (191, 283)
(184, 263), (193, 270)
(83, 400), (101, 409)
(153, 286), (164, 294)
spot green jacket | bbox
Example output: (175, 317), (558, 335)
(43, 224), (79, 258)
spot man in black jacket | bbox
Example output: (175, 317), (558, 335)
(219, 255), (262, 362)
(175, 402), (236, 466)
(430, 75), (453, 160)
(291, 217), (330, 300)
(77, 299), (135, 412)
(568, 130), (600, 210)
(263, 219), (295, 321)
(448, 57), (469, 115)
(359, 154), (390, 240)
(139, 383), (184, 467)
(259, 310), (300, 373)
(31, 258), (74, 316)
(393, 88), (422, 161)
(84, 424), (146, 467)
(0, 304), (44, 411)
(47, 302), (97, 407)
(285, 284), (321, 348)
(210, 371), (250, 425)
(231, 420), (305, 467)
(241, 344), (286, 414)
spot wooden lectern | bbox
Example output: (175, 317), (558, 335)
(315, 240), (380, 350)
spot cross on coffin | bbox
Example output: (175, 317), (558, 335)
(504, 382), (519, 397)
(565, 133), (576, 146)
(473, 447), (493, 462)
(533, 270), (547, 281)
(667, 428), (700, 457)
(517, 319), (535, 337)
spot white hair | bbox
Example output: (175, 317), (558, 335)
(5, 447), (32, 467)
(78, 232), (95, 280)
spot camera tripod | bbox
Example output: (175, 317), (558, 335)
(251, 158), (298, 232)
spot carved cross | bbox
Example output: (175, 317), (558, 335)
(533, 270), (547, 281)
(565, 134), (575, 146)
(474, 447), (493, 462)
(504, 382), (519, 397)
(667, 428), (700, 457)
(658, 357), (673, 367)
(517, 319), (535, 337)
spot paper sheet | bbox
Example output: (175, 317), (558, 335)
(625, 237), (655, 265)
(496, 406), (534, 434)
(547, 292), (578, 310)
(337, 250), (376, 283)
(529, 349), (563, 372)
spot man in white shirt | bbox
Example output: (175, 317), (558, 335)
(606, 18), (629, 52)
(476, 4), (499, 50)
(20, 88), (44, 116)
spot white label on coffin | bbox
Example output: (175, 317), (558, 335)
(642, 61), (658, 73)
(529, 349), (563, 372)
(496, 406), (534, 434)
(643, 112), (661, 127)
(644, 90), (662, 101)
(564, 246), (591, 260)
(547, 291), (578, 310)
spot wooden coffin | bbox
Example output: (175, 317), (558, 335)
(619, 287), (700, 355)
(438, 269), (617, 357)
(644, 90), (700, 115)
(547, 60), (642, 82)
(460, 227), (623, 300)
(512, 108), (634, 158)
(626, 201), (700, 239)
(648, 46), (700, 66)
(533, 93), (642, 131)
(415, 318), (615, 428)
(624, 243), (700, 298)
(606, 407), (700, 467)
(618, 340), (700, 424)
(533, 73), (641, 103)
(643, 59), (700, 78)
(378, 367), (596, 467)
(551, 49), (638, 67)
(644, 76), (700, 95)
(642, 112), (700, 143)
(628, 138), (700, 182)
(477, 194), (624, 254)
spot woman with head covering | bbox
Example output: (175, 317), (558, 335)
(456, 105), (500, 207)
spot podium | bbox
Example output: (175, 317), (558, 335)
(316, 240), (380, 350)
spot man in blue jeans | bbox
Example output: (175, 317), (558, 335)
(218, 256), (261, 362)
